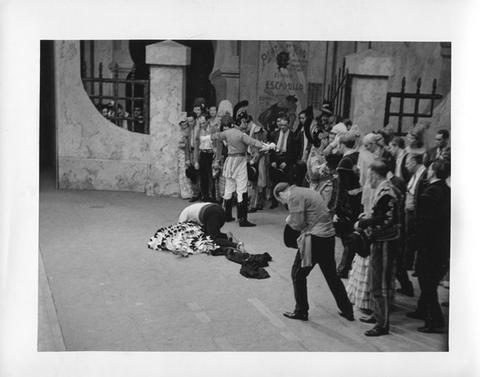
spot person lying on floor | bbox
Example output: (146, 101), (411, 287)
(179, 202), (246, 252)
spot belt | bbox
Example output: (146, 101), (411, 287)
(347, 188), (362, 196)
(198, 203), (218, 222)
(200, 149), (214, 154)
(228, 153), (246, 157)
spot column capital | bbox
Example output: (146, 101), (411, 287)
(146, 40), (191, 66)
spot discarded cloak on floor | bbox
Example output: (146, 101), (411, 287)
(147, 221), (218, 257)
(211, 247), (272, 279)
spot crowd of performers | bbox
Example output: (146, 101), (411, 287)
(149, 97), (451, 337)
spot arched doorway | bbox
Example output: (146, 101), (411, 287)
(128, 40), (216, 110)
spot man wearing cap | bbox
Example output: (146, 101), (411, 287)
(201, 112), (275, 227)
(274, 182), (354, 322)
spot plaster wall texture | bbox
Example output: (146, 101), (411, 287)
(56, 40), (150, 193)
(362, 42), (449, 132)
(345, 49), (394, 133)
(350, 77), (390, 133)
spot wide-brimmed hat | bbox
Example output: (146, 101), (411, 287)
(185, 165), (197, 183)
(247, 164), (258, 181)
(345, 230), (371, 258)
(283, 224), (300, 249)
(320, 101), (334, 116)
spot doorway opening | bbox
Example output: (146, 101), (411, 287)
(40, 40), (57, 187)
(128, 40), (216, 110)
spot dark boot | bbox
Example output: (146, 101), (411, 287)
(239, 193), (256, 227)
(224, 199), (235, 222)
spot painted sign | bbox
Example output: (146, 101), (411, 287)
(257, 41), (309, 130)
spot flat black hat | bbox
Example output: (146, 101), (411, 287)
(320, 101), (334, 116)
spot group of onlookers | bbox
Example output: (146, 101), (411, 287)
(99, 101), (146, 133)
(177, 97), (451, 336)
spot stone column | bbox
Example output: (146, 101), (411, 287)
(145, 41), (190, 196)
(345, 49), (395, 133)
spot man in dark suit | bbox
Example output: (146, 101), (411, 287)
(406, 158), (451, 333)
(388, 136), (411, 184)
(404, 152), (429, 270)
(269, 114), (299, 208)
(424, 129), (451, 167)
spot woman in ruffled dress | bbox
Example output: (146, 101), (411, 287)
(346, 133), (376, 315)
(346, 131), (397, 314)
(178, 113), (194, 199)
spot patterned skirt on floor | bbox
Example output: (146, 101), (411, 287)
(147, 221), (218, 257)
(346, 254), (373, 310)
